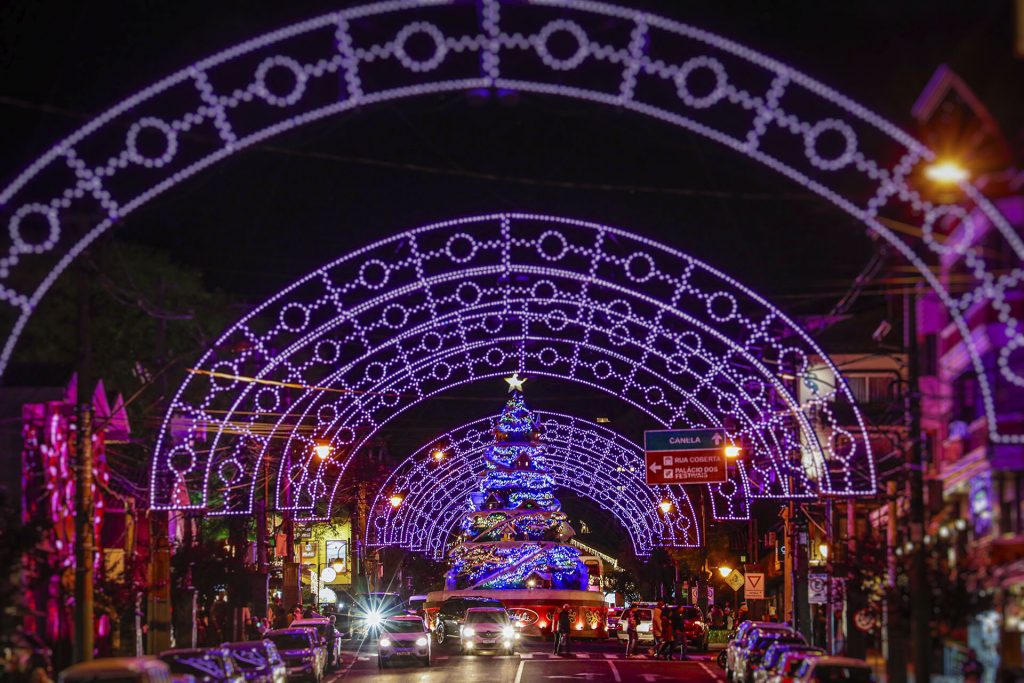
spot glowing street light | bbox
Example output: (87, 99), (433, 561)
(818, 543), (829, 559)
(389, 493), (404, 508)
(724, 445), (742, 458)
(432, 448), (445, 461)
(718, 566), (734, 578)
(331, 559), (345, 573)
(314, 442), (333, 460)
(924, 160), (968, 185)
(659, 499), (673, 514)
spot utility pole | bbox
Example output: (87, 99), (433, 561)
(905, 291), (930, 683)
(73, 266), (95, 664)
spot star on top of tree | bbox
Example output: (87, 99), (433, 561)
(504, 372), (527, 393)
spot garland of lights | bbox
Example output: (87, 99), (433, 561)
(367, 411), (707, 558)
(0, 1), (1019, 465)
(146, 213), (862, 521)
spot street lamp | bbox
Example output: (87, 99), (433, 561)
(330, 558), (345, 573)
(389, 494), (404, 508)
(314, 442), (333, 460)
(718, 566), (733, 578)
(724, 445), (742, 458)
(818, 543), (829, 560)
(659, 499), (673, 514)
(431, 448), (445, 461)
(924, 159), (968, 185)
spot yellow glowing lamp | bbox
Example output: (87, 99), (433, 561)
(389, 494), (404, 508)
(924, 160), (968, 185)
(818, 543), (829, 559)
(718, 566), (733, 578)
(659, 499), (673, 514)
(432, 448), (445, 461)
(724, 445), (741, 458)
(314, 443), (333, 460)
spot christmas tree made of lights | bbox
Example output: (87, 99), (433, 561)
(446, 386), (588, 591)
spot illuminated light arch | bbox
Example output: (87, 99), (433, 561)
(147, 213), (872, 520)
(366, 412), (704, 558)
(2, 3), (1019, 441)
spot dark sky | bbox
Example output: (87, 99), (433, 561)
(2, 1), (1021, 549)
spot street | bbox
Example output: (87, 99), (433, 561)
(336, 640), (724, 683)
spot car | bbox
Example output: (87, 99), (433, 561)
(60, 658), (172, 683)
(794, 656), (876, 683)
(221, 641), (286, 683)
(678, 606), (710, 652)
(615, 607), (655, 644)
(377, 616), (431, 669)
(736, 632), (806, 683)
(459, 607), (519, 655)
(432, 596), (505, 646)
(158, 649), (244, 683)
(263, 629), (325, 682)
(407, 595), (428, 618)
(288, 619), (341, 670)
(754, 645), (824, 683)
(770, 650), (825, 683)
(605, 606), (620, 637)
(343, 592), (406, 637)
(725, 622), (796, 682)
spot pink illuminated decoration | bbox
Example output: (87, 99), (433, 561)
(0, 1), (1019, 456)
(149, 213), (872, 522)
(366, 412), (706, 558)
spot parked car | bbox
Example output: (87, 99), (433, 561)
(770, 650), (825, 683)
(377, 616), (431, 669)
(754, 644), (824, 683)
(288, 619), (341, 670)
(221, 641), (286, 683)
(725, 622), (796, 682)
(460, 607), (518, 655)
(159, 649), (244, 683)
(614, 607), (655, 644)
(61, 658), (172, 683)
(736, 632), (806, 683)
(432, 596), (505, 646)
(263, 629), (325, 682)
(678, 606), (710, 652)
(794, 656), (876, 683)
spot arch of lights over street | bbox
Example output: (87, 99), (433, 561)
(149, 213), (874, 526)
(367, 412), (704, 558)
(0, 0), (1019, 491)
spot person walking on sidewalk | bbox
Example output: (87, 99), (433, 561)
(656, 609), (674, 660)
(671, 606), (688, 661)
(650, 601), (664, 655)
(554, 604), (572, 656)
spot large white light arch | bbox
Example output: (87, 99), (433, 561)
(366, 412), (704, 558)
(148, 213), (872, 521)
(3, 1), (1019, 443)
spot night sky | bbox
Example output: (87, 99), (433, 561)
(2, 1), (1021, 549)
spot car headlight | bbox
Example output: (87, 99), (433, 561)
(415, 637), (428, 647)
(461, 627), (475, 637)
(379, 638), (392, 648)
(502, 626), (515, 638)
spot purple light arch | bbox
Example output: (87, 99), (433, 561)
(2, 1), (1019, 445)
(148, 212), (872, 521)
(366, 412), (705, 558)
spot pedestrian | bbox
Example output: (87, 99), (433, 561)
(624, 608), (639, 658)
(962, 649), (983, 683)
(327, 615), (338, 670)
(650, 601), (664, 655)
(27, 652), (52, 683)
(671, 607), (688, 660)
(554, 604), (572, 655)
(656, 609), (674, 660)
(711, 604), (724, 629)
(724, 605), (733, 630)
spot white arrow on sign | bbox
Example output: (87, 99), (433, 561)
(711, 433), (723, 446)
(649, 462), (662, 473)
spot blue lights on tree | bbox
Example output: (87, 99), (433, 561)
(446, 388), (588, 591)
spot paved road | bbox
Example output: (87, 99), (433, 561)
(335, 639), (725, 682)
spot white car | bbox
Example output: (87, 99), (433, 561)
(615, 607), (655, 644)
(460, 607), (519, 655)
(794, 656), (876, 683)
(378, 616), (431, 669)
